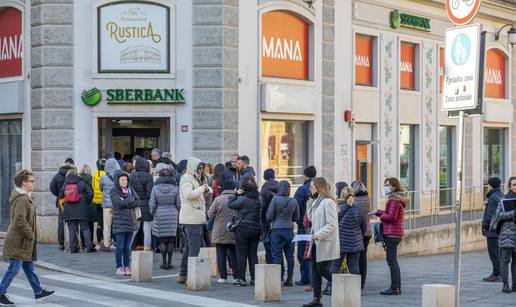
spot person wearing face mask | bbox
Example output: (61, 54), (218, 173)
(176, 158), (210, 285)
(372, 177), (406, 296)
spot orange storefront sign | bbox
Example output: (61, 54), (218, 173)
(356, 144), (368, 161)
(261, 11), (309, 80)
(400, 42), (415, 90)
(484, 49), (505, 99)
(439, 48), (444, 94)
(355, 34), (373, 86)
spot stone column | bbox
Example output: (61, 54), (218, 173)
(192, 0), (239, 163)
(512, 47), (516, 177)
(322, 0), (335, 184)
(31, 0), (74, 243)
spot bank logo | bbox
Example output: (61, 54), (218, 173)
(451, 33), (471, 66)
(81, 88), (102, 106)
(390, 10), (401, 29)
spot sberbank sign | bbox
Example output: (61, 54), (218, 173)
(81, 88), (186, 106)
(390, 10), (431, 32)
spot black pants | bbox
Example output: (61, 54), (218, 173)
(67, 219), (93, 251)
(58, 209), (65, 246)
(500, 247), (516, 286)
(216, 244), (237, 279)
(359, 236), (371, 288)
(179, 224), (204, 277)
(384, 236), (401, 290)
(235, 229), (260, 282)
(487, 237), (501, 276)
(311, 244), (333, 299)
(95, 205), (104, 244)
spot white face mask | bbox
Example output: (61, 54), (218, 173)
(383, 186), (392, 197)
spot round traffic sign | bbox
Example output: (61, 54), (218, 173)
(445, 0), (482, 25)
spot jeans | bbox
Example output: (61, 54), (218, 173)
(329, 252), (360, 275)
(143, 221), (152, 250)
(297, 227), (311, 284)
(235, 228), (260, 282)
(0, 260), (43, 295)
(487, 237), (501, 276)
(67, 219), (93, 251)
(58, 209), (65, 245)
(384, 236), (402, 290)
(359, 236), (371, 288)
(103, 208), (113, 248)
(216, 244), (237, 279)
(500, 247), (516, 286)
(311, 244), (333, 299)
(271, 228), (295, 276)
(179, 224), (205, 277)
(114, 232), (133, 268)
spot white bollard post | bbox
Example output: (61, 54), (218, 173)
(187, 257), (211, 291)
(332, 274), (361, 307)
(199, 247), (218, 277)
(422, 284), (455, 307)
(130, 251), (153, 282)
(255, 264), (281, 302)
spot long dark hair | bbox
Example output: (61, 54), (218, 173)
(214, 163), (226, 182)
(240, 176), (258, 192)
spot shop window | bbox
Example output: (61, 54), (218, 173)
(261, 11), (311, 80)
(400, 42), (419, 91)
(484, 49), (506, 99)
(261, 120), (308, 188)
(400, 125), (416, 191)
(0, 119), (22, 229)
(355, 34), (377, 86)
(439, 48), (444, 94)
(483, 128), (505, 184)
(439, 126), (454, 208)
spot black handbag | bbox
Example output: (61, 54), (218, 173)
(226, 214), (241, 232)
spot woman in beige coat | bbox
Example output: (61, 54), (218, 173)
(303, 177), (340, 307)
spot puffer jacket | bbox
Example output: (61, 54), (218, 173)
(58, 174), (94, 221)
(92, 169), (105, 205)
(49, 163), (75, 206)
(354, 194), (373, 237)
(149, 176), (180, 237)
(338, 202), (367, 253)
(208, 190), (236, 245)
(491, 192), (516, 248)
(110, 171), (140, 234)
(129, 156), (154, 221)
(266, 180), (299, 230)
(179, 158), (207, 225)
(100, 158), (121, 209)
(376, 192), (406, 237)
(482, 188), (504, 238)
(260, 179), (279, 224)
(228, 189), (261, 235)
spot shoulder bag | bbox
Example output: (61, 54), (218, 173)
(262, 198), (293, 244)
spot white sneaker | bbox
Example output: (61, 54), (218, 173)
(217, 278), (227, 284)
(115, 267), (125, 276)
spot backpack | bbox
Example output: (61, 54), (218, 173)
(64, 183), (81, 203)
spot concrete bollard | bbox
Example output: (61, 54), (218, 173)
(187, 257), (211, 291)
(199, 247), (218, 277)
(255, 264), (281, 302)
(332, 274), (361, 307)
(422, 284), (455, 307)
(131, 251), (153, 282)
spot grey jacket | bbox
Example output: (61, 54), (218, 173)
(354, 194), (373, 237)
(100, 158), (121, 209)
(491, 192), (516, 248)
(208, 190), (236, 245)
(266, 181), (300, 230)
(149, 176), (180, 238)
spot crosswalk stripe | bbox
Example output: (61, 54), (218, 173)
(11, 280), (157, 307)
(3, 293), (67, 307)
(42, 274), (259, 307)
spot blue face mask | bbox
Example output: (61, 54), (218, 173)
(383, 186), (392, 197)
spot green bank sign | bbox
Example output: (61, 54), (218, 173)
(81, 88), (186, 106)
(390, 10), (431, 32)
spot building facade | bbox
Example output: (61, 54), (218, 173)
(0, 0), (514, 241)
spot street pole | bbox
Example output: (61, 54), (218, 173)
(454, 110), (465, 307)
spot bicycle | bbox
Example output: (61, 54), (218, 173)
(452, 0), (474, 10)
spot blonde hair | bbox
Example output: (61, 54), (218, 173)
(66, 169), (79, 177)
(338, 186), (355, 206)
(79, 164), (91, 175)
(205, 162), (215, 176)
(312, 177), (335, 201)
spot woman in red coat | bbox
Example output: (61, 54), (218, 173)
(374, 177), (406, 296)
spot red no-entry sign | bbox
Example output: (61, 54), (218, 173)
(445, 0), (482, 25)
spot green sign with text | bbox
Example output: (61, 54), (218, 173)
(390, 10), (431, 32)
(81, 88), (186, 106)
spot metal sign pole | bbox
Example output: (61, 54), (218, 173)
(454, 110), (465, 307)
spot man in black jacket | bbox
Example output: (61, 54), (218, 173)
(49, 158), (76, 250)
(260, 168), (279, 264)
(482, 177), (504, 282)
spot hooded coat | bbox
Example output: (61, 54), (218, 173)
(110, 171), (141, 234)
(58, 174), (94, 221)
(3, 190), (38, 261)
(179, 158), (207, 225)
(266, 181), (299, 230)
(260, 179), (279, 223)
(376, 192), (406, 237)
(149, 176), (180, 237)
(100, 158), (121, 209)
(129, 156), (154, 221)
(491, 191), (516, 249)
(49, 162), (75, 206)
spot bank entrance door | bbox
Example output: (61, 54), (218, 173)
(98, 118), (170, 159)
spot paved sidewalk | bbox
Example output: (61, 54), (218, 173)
(4, 240), (516, 307)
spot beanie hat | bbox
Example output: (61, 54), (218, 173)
(263, 168), (275, 181)
(64, 158), (74, 165)
(304, 165), (317, 178)
(488, 177), (501, 189)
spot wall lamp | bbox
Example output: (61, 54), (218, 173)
(495, 23), (516, 45)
